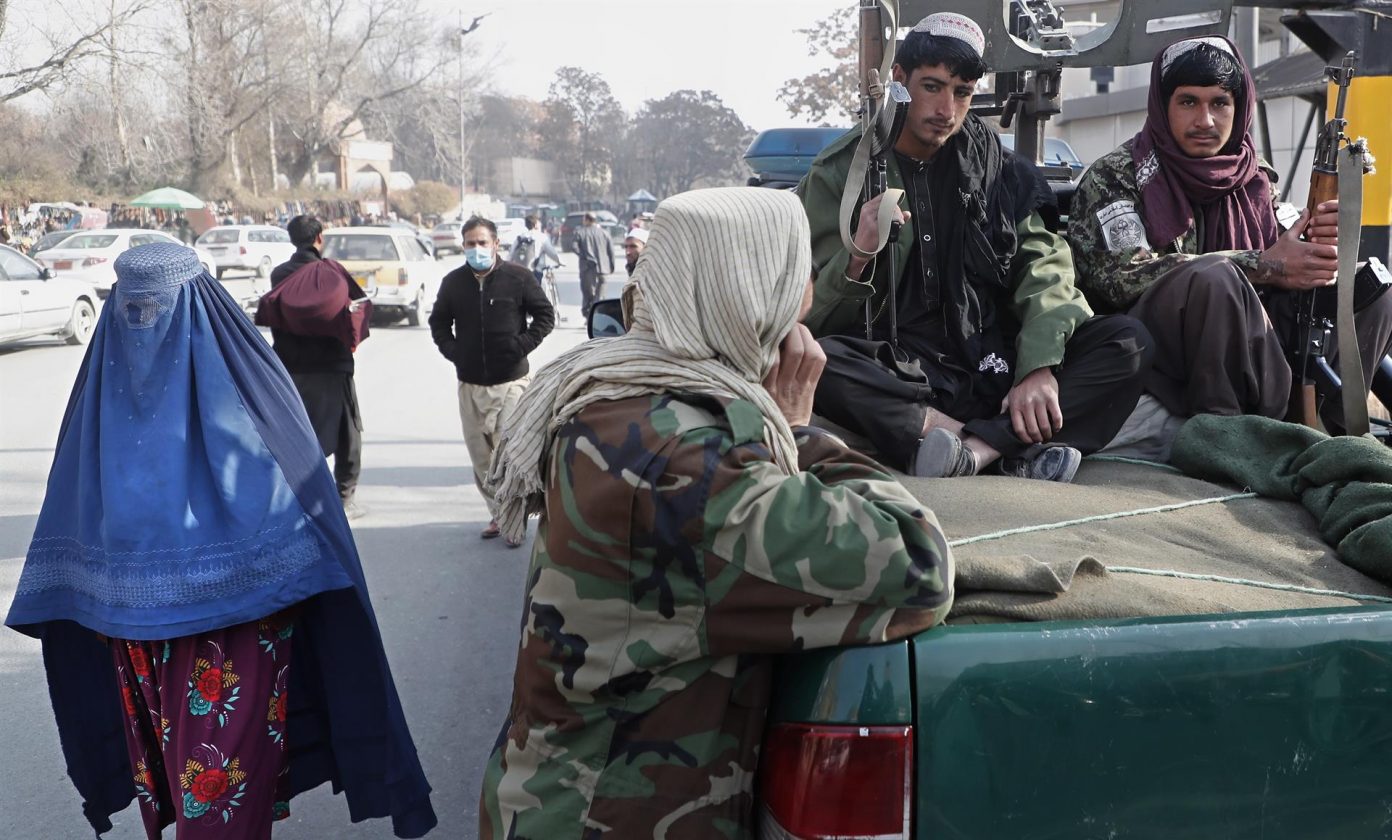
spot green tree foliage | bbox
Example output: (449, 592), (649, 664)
(630, 90), (752, 198)
(545, 66), (625, 200)
(778, 7), (858, 126)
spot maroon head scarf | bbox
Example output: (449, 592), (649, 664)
(254, 259), (372, 351)
(1131, 36), (1278, 252)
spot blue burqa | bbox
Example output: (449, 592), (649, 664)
(6, 243), (437, 837)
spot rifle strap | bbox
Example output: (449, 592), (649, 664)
(839, 0), (905, 263)
(1337, 143), (1369, 437)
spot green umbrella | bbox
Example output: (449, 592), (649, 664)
(128, 187), (205, 210)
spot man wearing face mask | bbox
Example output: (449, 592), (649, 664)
(430, 216), (555, 546)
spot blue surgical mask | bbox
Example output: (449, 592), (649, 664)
(466, 246), (495, 272)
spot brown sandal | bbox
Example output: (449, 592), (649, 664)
(481, 520), (502, 539)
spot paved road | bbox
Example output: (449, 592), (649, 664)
(0, 256), (595, 838)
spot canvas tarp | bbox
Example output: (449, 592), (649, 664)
(897, 458), (1392, 624)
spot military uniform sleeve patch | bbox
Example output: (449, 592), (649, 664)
(1096, 200), (1151, 252)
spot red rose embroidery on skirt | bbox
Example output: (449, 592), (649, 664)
(191, 767), (230, 803)
(196, 668), (223, 701)
(127, 644), (151, 678)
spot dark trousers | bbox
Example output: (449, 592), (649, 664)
(1128, 254), (1291, 419)
(815, 315), (1152, 471)
(579, 265), (607, 315)
(1128, 254), (1392, 430)
(289, 371), (363, 500)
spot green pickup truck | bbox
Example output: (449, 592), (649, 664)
(753, 457), (1392, 839)
(744, 0), (1392, 835)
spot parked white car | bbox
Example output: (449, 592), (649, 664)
(37, 229), (186, 298)
(320, 227), (447, 326)
(0, 244), (99, 347)
(196, 225), (295, 279)
(495, 218), (526, 254)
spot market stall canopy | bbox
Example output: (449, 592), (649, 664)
(128, 187), (205, 210)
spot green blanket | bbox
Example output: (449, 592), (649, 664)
(1172, 415), (1392, 586)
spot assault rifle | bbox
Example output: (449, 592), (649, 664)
(1289, 51), (1378, 434)
(841, 0), (911, 343)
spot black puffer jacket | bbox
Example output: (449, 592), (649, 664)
(428, 260), (555, 385)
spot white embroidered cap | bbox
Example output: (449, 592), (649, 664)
(910, 12), (986, 59)
(624, 228), (649, 244)
(1160, 37), (1235, 75)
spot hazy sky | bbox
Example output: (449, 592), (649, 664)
(438, 0), (849, 131)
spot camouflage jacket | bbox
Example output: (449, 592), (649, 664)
(1069, 139), (1286, 312)
(479, 393), (954, 839)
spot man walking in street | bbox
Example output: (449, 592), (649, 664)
(573, 212), (615, 316)
(429, 217), (555, 546)
(268, 215), (367, 519)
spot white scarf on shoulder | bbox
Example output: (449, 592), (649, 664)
(488, 187), (813, 543)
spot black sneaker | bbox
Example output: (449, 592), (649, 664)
(999, 444), (1082, 483)
(912, 428), (978, 478)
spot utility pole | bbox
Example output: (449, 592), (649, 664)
(459, 11), (467, 220)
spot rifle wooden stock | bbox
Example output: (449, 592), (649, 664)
(1292, 167), (1340, 430)
(1306, 168), (1338, 218)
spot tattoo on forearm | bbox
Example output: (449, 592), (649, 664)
(1253, 257), (1285, 283)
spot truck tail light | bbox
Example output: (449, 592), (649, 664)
(398, 268), (408, 285)
(757, 723), (912, 839)
(81, 256), (108, 268)
(239, 245), (248, 255)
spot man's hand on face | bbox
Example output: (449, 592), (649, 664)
(846, 195), (911, 281)
(1000, 367), (1062, 444)
(763, 324), (827, 428)
(1254, 206), (1339, 290)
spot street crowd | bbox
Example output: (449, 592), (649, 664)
(5, 14), (1383, 840)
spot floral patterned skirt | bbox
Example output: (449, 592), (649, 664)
(110, 612), (296, 839)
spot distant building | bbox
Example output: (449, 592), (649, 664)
(490, 158), (558, 200)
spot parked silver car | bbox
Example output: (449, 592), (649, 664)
(431, 221), (464, 257)
(196, 225), (296, 279)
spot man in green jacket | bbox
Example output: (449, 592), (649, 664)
(802, 12), (1152, 481)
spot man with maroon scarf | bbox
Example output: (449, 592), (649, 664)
(1070, 36), (1392, 432)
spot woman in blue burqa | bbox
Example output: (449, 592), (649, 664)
(5, 243), (436, 839)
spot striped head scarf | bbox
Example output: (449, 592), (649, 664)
(488, 187), (813, 543)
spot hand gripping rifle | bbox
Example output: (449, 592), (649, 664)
(839, 0), (912, 343)
(1291, 51), (1377, 435)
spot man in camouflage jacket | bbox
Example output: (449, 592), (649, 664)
(1069, 36), (1392, 429)
(478, 187), (954, 839)
(478, 393), (953, 838)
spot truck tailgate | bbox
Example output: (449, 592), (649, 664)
(911, 607), (1392, 838)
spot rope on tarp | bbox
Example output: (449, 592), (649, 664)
(1083, 454), (1183, 473)
(1106, 566), (1392, 605)
(948, 492), (1258, 547)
